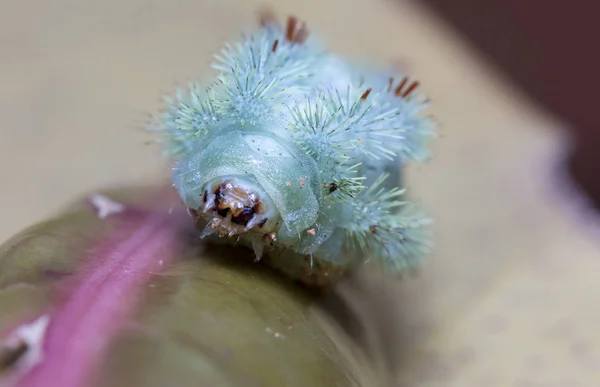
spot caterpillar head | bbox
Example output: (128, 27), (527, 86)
(194, 177), (281, 238)
(172, 128), (322, 244)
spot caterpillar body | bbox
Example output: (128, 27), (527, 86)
(155, 13), (435, 286)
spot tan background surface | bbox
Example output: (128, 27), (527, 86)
(1, 0), (599, 385)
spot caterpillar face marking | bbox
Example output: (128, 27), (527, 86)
(195, 177), (281, 239)
(155, 11), (436, 286)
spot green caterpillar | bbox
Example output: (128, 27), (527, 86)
(154, 13), (435, 286)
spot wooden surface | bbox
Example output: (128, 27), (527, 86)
(1, 0), (599, 385)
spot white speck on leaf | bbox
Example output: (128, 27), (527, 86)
(89, 194), (125, 219)
(3, 314), (51, 373)
(264, 326), (285, 339)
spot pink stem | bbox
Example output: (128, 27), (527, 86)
(16, 210), (180, 387)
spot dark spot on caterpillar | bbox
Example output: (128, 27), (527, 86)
(0, 340), (28, 370)
(231, 207), (255, 225)
(214, 187), (230, 216)
(203, 190), (208, 203)
(271, 39), (279, 53)
(328, 183), (338, 193)
(369, 225), (377, 233)
(360, 88), (372, 100)
(217, 207), (230, 217)
(259, 218), (268, 228)
(214, 189), (222, 206)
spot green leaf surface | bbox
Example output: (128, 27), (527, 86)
(0, 186), (377, 386)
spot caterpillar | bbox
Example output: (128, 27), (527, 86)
(153, 12), (435, 287)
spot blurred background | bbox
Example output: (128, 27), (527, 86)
(1, 0), (599, 385)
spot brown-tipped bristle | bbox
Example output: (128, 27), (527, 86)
(286, 16), (298, 42)
(402, 81), (420, 98)
(394, 77), (408, 96)
(271, 39), (279, 53)
(360, 88), (373, 101)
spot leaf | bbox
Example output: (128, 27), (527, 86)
(0, 186), (380, 387)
